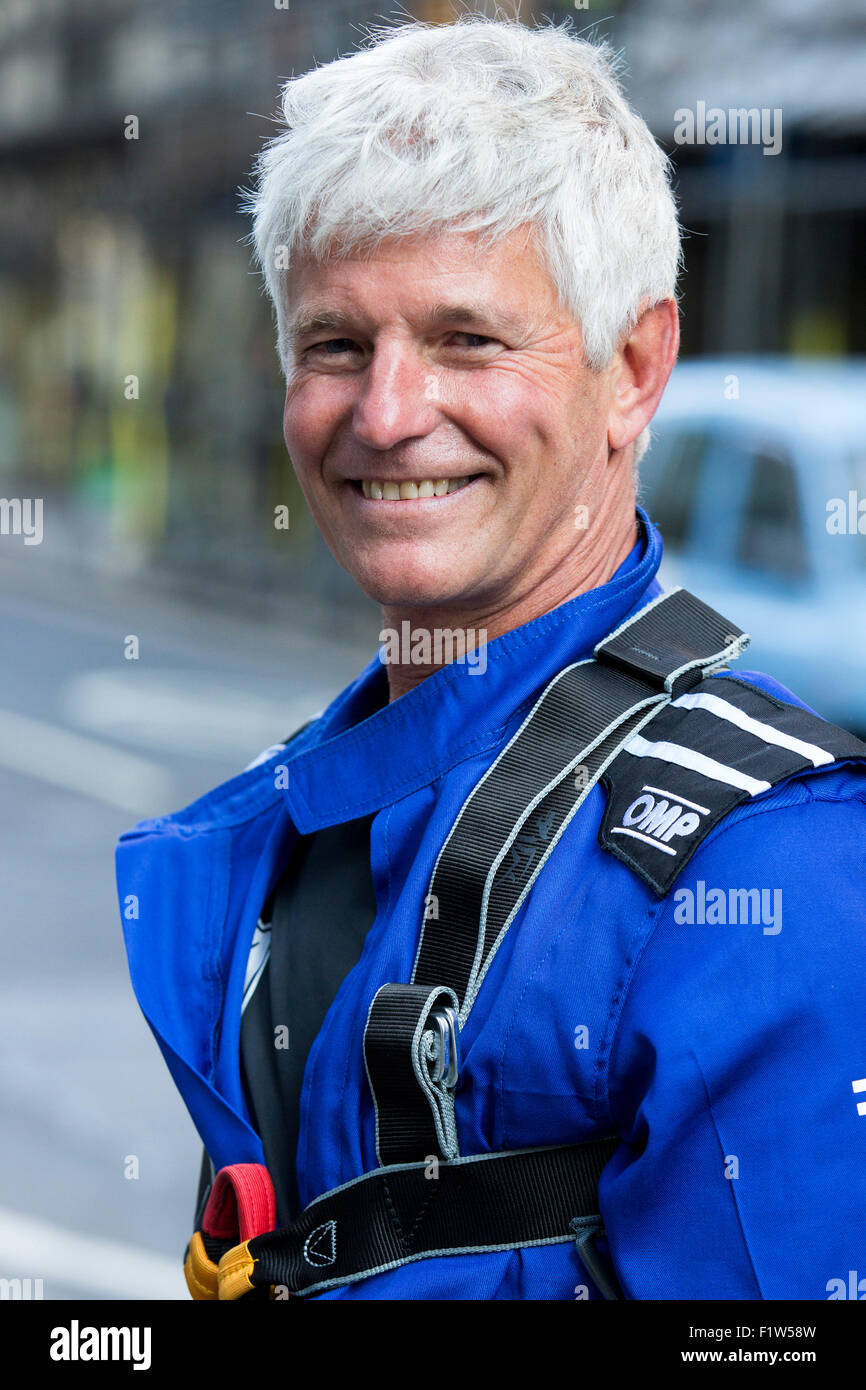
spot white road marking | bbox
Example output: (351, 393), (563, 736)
(62, 669), (329, 761)
(0, 1206), (186, 1300)
(0, 707), (174, 816)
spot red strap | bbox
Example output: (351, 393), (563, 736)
(201, 1163), (276, 1243)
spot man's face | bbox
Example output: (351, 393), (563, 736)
(282, 225), (622, 614)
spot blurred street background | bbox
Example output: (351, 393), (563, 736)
(0, 0), (864, 1297)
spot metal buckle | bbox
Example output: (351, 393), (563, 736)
(429, 1006), (460, 1088)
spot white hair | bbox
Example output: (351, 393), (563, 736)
(245, 15), (681, 468)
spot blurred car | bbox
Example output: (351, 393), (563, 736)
(638, 357), (866, 734)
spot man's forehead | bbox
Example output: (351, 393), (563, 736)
(284, 226), (562, 338)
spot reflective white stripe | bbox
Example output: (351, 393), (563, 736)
(624, 734), (772, 795)
(242, 918), (272, 1013)
(610, 826), (677, 855)
(672, 691), (834, 768)
(640, 782), (711, 816)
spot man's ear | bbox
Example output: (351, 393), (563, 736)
(606, 299), (679, 453)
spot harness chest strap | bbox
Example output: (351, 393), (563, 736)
(186, 588), (866, 1299)
(192, 1140), (619, 1300)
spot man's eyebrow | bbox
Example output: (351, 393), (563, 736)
(426, 302), (521, 335)
(288, 309), (355, 341)
(288, 302), (521, 342)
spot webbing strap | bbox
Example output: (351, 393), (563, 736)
(185, 1163), (277, 1301)
(413, 665), (662, 1004)
(202, 1162), (276, 1243)
(595, 586), (746, 696)
(365, 588), (748, 1164)
(222, 1138), (618, 1299)
(363, 983), (460, 1166)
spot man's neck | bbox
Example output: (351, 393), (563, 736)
(382, 502), (639, 703)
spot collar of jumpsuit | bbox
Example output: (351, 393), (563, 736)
(282, 506), (661, 831)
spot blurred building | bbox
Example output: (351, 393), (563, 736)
(621, 0), (866, 360)
(0, 0), (861, 606)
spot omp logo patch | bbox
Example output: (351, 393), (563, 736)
(611, 784), (710, 856)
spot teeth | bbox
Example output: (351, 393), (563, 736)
(358, 476), (472, 500)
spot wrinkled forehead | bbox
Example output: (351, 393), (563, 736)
(281, 223), (565, 339)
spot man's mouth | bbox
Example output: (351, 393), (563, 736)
(353, 475), (479, 500)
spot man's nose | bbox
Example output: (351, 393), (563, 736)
(352, 341), (439, 451)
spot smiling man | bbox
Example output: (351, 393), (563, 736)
(281, 223), (669, 697)
(117, 16), (866, 1301)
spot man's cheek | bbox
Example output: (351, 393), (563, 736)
(283, 384), (332, 449)
(282, 411), (320, 460)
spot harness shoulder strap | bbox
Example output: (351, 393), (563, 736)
(364, 587), (747, 1169)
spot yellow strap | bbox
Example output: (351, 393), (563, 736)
(218, 1240), (257, 1301)
(184, 1231), (220, 1301)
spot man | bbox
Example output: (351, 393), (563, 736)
(117, 16), (866, 1300)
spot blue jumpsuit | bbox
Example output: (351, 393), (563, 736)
(116, 509), (866, 1299)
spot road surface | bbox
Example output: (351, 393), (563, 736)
(0, 553), (377, 1299)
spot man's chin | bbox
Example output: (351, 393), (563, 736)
(358, 579), (475, 611)
(345, 559), (483, 613)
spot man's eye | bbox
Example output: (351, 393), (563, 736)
(450, 333), (494, 348)
(310, 338), (358, 355)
